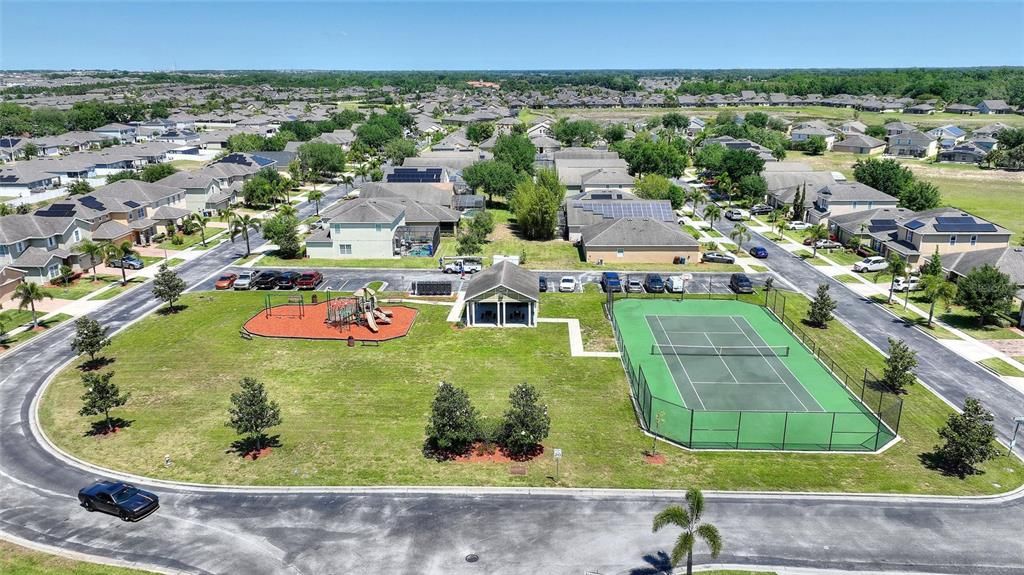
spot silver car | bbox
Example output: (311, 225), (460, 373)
(233, 270), (260, 290)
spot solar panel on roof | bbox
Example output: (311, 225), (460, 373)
(870, 219), (897, 228)
(124, 200), (141, 208)
(904, 220), (925, 230)
(79, 196), (107, 211)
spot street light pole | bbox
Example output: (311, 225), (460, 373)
(1009, 416), (1024, 455)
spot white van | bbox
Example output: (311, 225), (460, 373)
(666, 276), (686, 293)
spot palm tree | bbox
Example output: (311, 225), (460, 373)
(14, 282), (53, 328)
(340, 174), (355, 189)
(652, 488), (723, 575)
(278, 204), (298, 217)
(806, 224), (829, 257)
(877, 252), (905, 304)
(231, 214), (261, 257)
(729, 223), (750, 251)
(703, 203), (721, 229)
(190, 212), (211, 247)
(308, 189), (325, 216)
(920, 274), (957, 326)
(354, 164), (371, 183)
(769, 207), (786, 223)
(101, 240), (139, 286)
(219, 207), (237, 225)
(77, 239), (104, 282)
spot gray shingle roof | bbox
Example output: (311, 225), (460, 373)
(464, 261), (538, 302)
(581, 218), (698, 248)
(321, 198), (405, 224)
(0, 215), (75, 244)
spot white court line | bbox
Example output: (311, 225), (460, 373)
(701, 332), (742, 385)
(652, 315), (707, 410)
(691, 381), (793, 385)
(730, 316), (819, 412)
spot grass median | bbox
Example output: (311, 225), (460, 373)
(38, 289), (1023, 494)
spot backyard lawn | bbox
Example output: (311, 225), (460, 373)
(38, 289), (1023, 494)
(157, 226), (223, 250)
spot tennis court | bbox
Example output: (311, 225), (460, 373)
(613, 298), (898, 451)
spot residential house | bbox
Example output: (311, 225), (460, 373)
(0, 164), (61, 197)
(832, 133), (886, 155)
(884, 121), (917, 139)
(887, 129), (937, 158)
(905, 103), (936, 115)
(839, 120), (868, 135)
(790, 126), (836, 150)
(937, 142), (989, 164)
(0, 265), (26, 303)
(305, 198), (407, 259)
(978, 100), (1013, 114)
(0, 214), (91, 283)
(157, 171), (233, 213)
(554, 156), (630, 192)
(580, 217), (699, 265)
(944, 103), (979, 115)
(804, 182), (897, 224)
(92, 123), (137, 144)
(877, 208), (1011, 265)
(925, 125), (966, 150)
(828, 206), (916, 247)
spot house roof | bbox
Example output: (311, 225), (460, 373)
(151, 205), (193, 221)
(900, 208), (1009, 235)
(815, 182), (895, 203)
(12, 246), (70, 268)
(93, 179), (183, 205)
(946, 247), (1024, 285)
(91, 219), (134, 241)
(834, 133), (885, 149)
(464, 260), (538, 302)
(581, 217), (698, 249)
(157, 170), (218, 190)
(321, 198), (405, 224)
(358, 181), (455, 207)
(0, 214), (77, 244)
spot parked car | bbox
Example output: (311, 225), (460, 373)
(442, 259), (482, 274)
(558, 276), (577, 293)
(749, 203), (773, 215)
(853, 256), (889, 273)
(78, 481), (159, 522)
(109, 255), (144, 270)
(749, 246), (769, 259)
(625, 277), (644, 293)
(666, 275), (686, 293)
(814, 239), (843, 250)
(892, 275), (922, 292)
(253, 271), (281, 289)
(724, 208), (750, 221)
(729, 273), (754, 294)
(786, 221), (812, 231)
(214, 273), (238, 290)
(296, 271), (323, 290)
(702, 251), (736, 264)
(275, 271), (300, 289)
(233, 270), (260, 290)
(600, 271), (622, 293)
(538, 276), (548, 292)
(644, 273), (665, 293)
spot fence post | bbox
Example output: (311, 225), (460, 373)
(861, 368), (868, 401)
(735, 411), (743, 449)
(781, 412), (789, 451)
(780, 297), (786, 323)
(688, 409), (695, 447)
(828, 412), (836, 451)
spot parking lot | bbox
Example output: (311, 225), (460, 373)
(195, 266), (775, 295)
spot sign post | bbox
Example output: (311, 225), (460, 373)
(553, 448), (562, 481)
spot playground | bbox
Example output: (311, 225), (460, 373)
(242, 288), (418, 342)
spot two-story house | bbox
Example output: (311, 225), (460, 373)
(0, 214), (91, 283)
(157, 171), (233, 213)
(878, 208), (1011, 265)
(925, 125), (966, 150)
(306, 198), (407, 259)
(92, 123), (137, 144)
(886, 129), (938, 158)
(805, 182), (898, 224)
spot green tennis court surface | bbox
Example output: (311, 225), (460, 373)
(613, 298), (897, 451)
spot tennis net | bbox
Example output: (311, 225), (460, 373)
(652, 344), (790, 357)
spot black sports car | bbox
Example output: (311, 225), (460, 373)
(78, 481), (159, 521)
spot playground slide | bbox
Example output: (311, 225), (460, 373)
(364, 311), (379, 333)
(373, 309), (392, 325)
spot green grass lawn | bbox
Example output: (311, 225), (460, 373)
(749, 265), (769, 273)
(157, 227), (223, 250)
(1, 313), (72, 349)
(869, 295), (958, 339)
(979, 357), (1024, 378)
(168, 159), (206, 171)
(38, 289), (1023, 494)
(90, 278), (146, 301)
(540, 285), (616, 352)
(906, 297), (1023, 340)
(0, 308), (37, 329)
(819, 249), (863, 267)
(0, 540), (156, 575)
(833, 274), (861, 284)
(932, 176), (1024, 239)
(793, 249), (828, 266)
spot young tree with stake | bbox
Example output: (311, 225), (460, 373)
(71, 316), (110, 361)
(79, 371), (129, 434)
(226, 377), (282, 453)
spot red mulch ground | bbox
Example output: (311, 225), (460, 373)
(245, 447), (273, 460)
(455, 443), (544, 464)
(644, 453), (666, 465)
(242, 303), (418, 342)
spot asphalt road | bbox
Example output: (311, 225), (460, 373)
(1, 193), (1023, 574)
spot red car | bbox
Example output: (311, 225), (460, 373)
(296, 271), (323, 290)
(214, 273), (238, 290)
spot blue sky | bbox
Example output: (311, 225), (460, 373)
(2, 1), (1023, 70)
